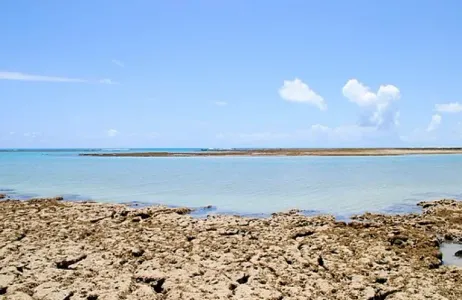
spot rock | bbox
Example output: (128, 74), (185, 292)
(218, 228), (239, 236)
(2, 197), (462, 299)
(130, 285), (157, 298)
(364, 287), (376, 299)
(0, 274), (14, 294)
(135, 212), (151, 220)
(33, 282), (74, 300)
(7, 291), (34, 299)
(134, 270), (166, 293)
(29, 196), (64, 202)
(435, 250), (443, 260)
(15, 232), (26, 241)
(131, 247), (145, 257)
(317, 255), (325, 268)
(290, 229), (315, 239)
(0, 193), (6, 199)
(389, 235), (408, 246)
(172, 207), (192, 215)
(376, 277), (387, 284)
(455, 250), (462, 258)
(56, 254), (87, 269)
(236, 273), (250, 284)
(315, 279), (332, 294)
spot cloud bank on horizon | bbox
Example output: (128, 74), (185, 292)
(1, 69), (460, 148)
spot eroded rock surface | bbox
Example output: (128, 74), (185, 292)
(0, 198), (462, 299)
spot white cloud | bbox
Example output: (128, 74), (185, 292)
(217, 124), (378, 144)
(23, 132), (41, 138)
(342, 79), (400, 106)
(0, 71), (114, 84)
(310, 124), (330, 132)
(99, 78), (116, 85)
(9, 132), (15, 135)
(342, 79), (400, 128)
(279, 78), (326, 110)
(214, 101), (228, 106)
(309, 124), (377, 142)
(400, 129), (436, 143)
(112, 59), (124, 67)
(0, 71), (86, 83)
(107, 129), (119, 137)
(435, 102), (462, 113)
(427, 114), (442, 132)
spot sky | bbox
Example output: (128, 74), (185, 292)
(1, 0), (462, 148)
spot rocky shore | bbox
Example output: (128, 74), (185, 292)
(1, 198), (462, 299)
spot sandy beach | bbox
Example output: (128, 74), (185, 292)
(80, 148), (462, 157)
(1, 197), (462, 299)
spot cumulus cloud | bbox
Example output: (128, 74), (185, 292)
(279, 78), (327, 110)
(214, 101), (227, 106)
(0, 71), (114, 84)
(435, 102), (462, 113)
(342, 79), (400, 128)
(107, 129), (119, 137)
(112, 59), (124, 67)
(427, 114), (442, 132)
(342, 79), (400, 106)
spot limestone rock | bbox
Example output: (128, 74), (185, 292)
(0, 197), (462, 299)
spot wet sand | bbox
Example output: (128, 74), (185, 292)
(80, 148), (462, 157)
(1, 197), (462, 299)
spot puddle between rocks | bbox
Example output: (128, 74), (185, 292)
(440, 243), (462, 267)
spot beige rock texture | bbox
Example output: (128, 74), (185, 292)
(0, 198), (462, 299)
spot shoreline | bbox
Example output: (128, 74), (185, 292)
(79, 147), (462, 157)
(1, 197), (462, 299)
(0, 192), (422, 219)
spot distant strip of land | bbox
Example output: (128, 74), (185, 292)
(80, 148), (462, 157)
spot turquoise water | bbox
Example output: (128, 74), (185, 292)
(1, 149), (462, 217)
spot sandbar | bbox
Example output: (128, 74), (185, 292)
(80, 147), (462, 157)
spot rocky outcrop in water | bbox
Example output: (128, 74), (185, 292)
(1, 198), (462, 299)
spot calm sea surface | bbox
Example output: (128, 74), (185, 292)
(1, 148), (462, 217)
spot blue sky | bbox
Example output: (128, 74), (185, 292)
(1, 0), (462, 148)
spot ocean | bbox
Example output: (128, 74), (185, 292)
(1, 148), (462, 218)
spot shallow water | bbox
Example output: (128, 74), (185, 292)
(440, 243), (462, 267)
(1, 149), (462, 217)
